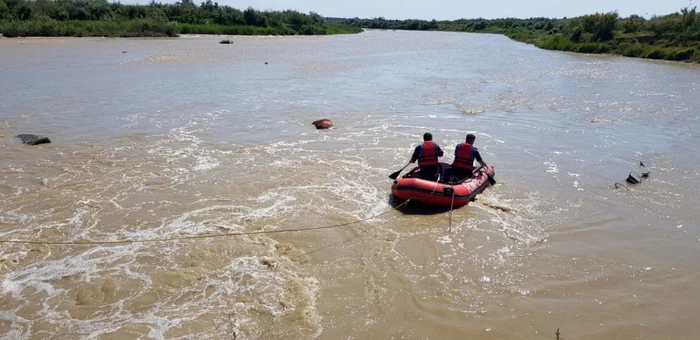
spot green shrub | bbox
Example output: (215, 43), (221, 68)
(646, 48), (667, 59)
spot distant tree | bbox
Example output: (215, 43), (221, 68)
(572, 11), (617, 41)
(200, 0), (217, 12)
(620, 15), (644, 33)
(243, 6), (256, 25)
(0, 0), (9, 19)
(680, 6), (697, 29)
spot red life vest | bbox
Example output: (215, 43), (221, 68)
(418, 141), (438, 166)
(452, 142), (474, 170)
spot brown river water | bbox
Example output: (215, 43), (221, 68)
(1, 30), (699, 339)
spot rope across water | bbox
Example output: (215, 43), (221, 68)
(0, 199), (412, 246)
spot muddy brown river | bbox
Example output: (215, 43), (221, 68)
(1, 30), (699, 339)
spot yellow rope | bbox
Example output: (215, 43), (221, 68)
(0, 199), (412, 246)
(449, 189), (455, 233)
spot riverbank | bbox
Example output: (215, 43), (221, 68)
(508, 24), (700, 63)
(0, 0), (361, 38)
(340, 7), (700, 63)
(533, 34), (700, 62)
(0, 19), (180, 38)
(0, 19), (361, 38)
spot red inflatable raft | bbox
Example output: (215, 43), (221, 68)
(391, 164), (496, 207)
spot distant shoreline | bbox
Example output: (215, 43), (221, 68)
(0, 1), (361, 38)
(0, 20), (362, 38)
(0, 32), (362, 40)
(2, 0), (698, 64)
(338, 8), (700, 64)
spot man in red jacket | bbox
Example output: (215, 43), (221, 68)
(410, 132), (444, 180)
(450, 133), (487, 181)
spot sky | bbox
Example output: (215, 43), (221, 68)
(129, 0), (696, 20)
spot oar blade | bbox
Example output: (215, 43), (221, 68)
(487, 175), (497, 185)
(389, 170), (402, 180)
(389, 162), (411, 180)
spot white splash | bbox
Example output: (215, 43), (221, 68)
(544, 160), (559, 174)
(438, 235), (452, 244)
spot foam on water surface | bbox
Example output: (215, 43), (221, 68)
(0, 237), (320, 339)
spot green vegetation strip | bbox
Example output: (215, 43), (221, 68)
(0, 0), (361, 37)
(337, 7), (700, 63)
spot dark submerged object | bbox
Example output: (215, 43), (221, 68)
(16, 134), (51, 145)
(312, 119), (334, 129)
(624, 171), (650, 185)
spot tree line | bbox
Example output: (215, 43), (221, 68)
(0, 0), (361, 37)
(339, 7), (700, 62)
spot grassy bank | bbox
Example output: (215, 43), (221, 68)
(535, 34), (700, 62)
(0, 0), (360, 37)
(338, 7), (700, 63)
(529, 10), (700, 63)
(178, 22), (360, 35)
(0, 19), (179, 37)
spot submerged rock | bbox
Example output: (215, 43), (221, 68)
(311, 119), (333, 129)
(16, 134), (51, 145)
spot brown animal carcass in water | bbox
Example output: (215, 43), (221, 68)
(312, 119), (334, 129)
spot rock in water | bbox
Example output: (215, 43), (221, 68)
(312, 119), (334, 129)
(16, 134), (51, 145)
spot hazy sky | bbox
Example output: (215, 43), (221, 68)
(131, 0), (695, 20)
